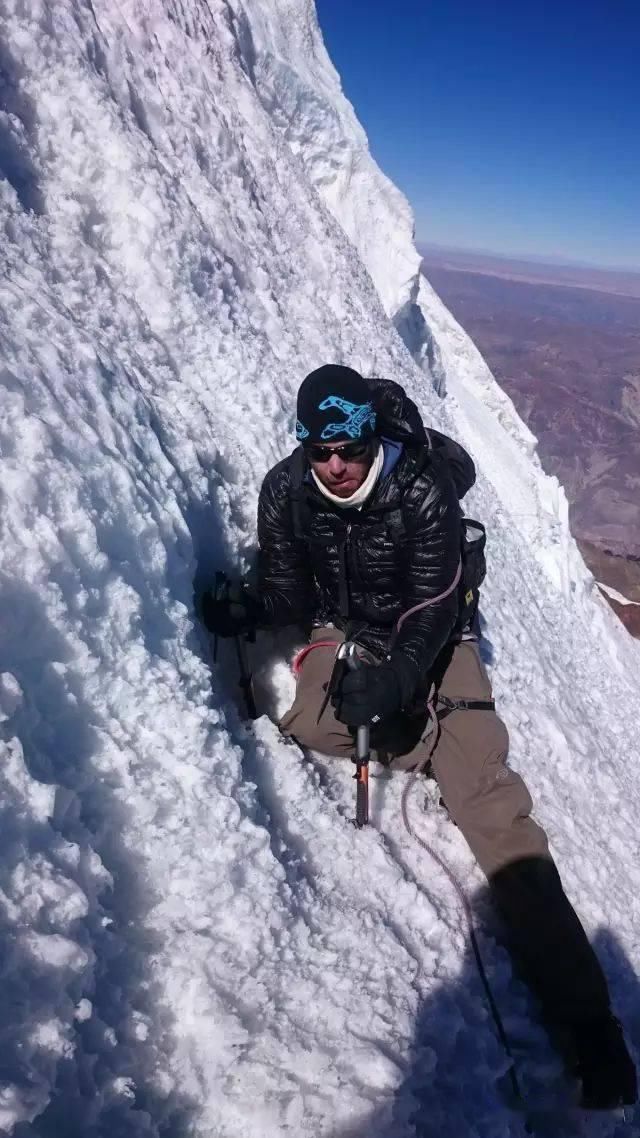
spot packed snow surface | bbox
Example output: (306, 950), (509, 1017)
(599, 583), (640, 608)
(0, 0), (639, 1135)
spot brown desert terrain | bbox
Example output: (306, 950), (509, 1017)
(421, 247), (640, 637)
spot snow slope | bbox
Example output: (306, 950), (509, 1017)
(0, 1), (639, 1135)
(599, 583), (640, 608)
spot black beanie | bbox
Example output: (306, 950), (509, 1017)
(295, 365), (377, 444)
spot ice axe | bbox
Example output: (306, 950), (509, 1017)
(212, 570), (258, 720)
(336, 641), (371, 828)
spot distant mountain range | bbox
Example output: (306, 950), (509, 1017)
(421, 246), (640, 636)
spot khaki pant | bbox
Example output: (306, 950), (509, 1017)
(280, 627), (550, 878)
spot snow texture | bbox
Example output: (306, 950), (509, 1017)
(599, 583), (640, 608)
(0, 1), (639, 1135)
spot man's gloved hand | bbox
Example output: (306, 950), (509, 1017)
(331, 660), (403, 727)
(201, 582), (262, 638)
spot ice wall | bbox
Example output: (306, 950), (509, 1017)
(0, 2), (638, 1135)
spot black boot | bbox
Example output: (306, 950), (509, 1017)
(571, 1014), (637, 1110)
(489, 856), (611, 1025)
(489, 858), (638, 1105)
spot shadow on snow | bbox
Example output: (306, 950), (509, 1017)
(331, 920), (639, 1138)
(0, 580), (196, 1137)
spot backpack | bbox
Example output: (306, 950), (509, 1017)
(289, 377), (487, 635)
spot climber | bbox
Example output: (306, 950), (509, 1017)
(203, 363), (637, 1110)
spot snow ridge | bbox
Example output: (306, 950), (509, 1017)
(0, 1), (639, 1136)
(230, 0), (448, 390)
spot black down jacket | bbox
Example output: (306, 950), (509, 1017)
(256, 379), (475, 701)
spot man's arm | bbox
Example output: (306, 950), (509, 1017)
(388, 465), (462, 701)
(257, 464), (315, 627)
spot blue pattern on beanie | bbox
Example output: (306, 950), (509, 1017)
(317, 395), (376, 441)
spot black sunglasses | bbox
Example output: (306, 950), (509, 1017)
(305, 440), (371, 463)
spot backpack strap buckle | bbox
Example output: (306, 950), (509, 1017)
(436, 695), (496, 722)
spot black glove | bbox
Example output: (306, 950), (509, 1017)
(201, 582), (262, 638)
(331, 660), (404, 727)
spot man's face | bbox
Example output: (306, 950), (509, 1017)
(307, 439), (375, 498)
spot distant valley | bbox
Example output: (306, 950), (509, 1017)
(421, 246), (640, 637)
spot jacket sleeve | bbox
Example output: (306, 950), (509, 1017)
(389, 463), (462, 700)
(256, 467), (315, 627)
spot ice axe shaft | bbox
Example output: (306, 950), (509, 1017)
(233, 628), (258, 720)
(354, 724), (370, 827)
(212, 570), (258, 720)
(339, 642), (371, 828)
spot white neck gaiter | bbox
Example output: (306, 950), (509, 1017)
(311, 441), (384, 509)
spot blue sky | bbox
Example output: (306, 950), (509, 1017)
(315, 0), (640, 270)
